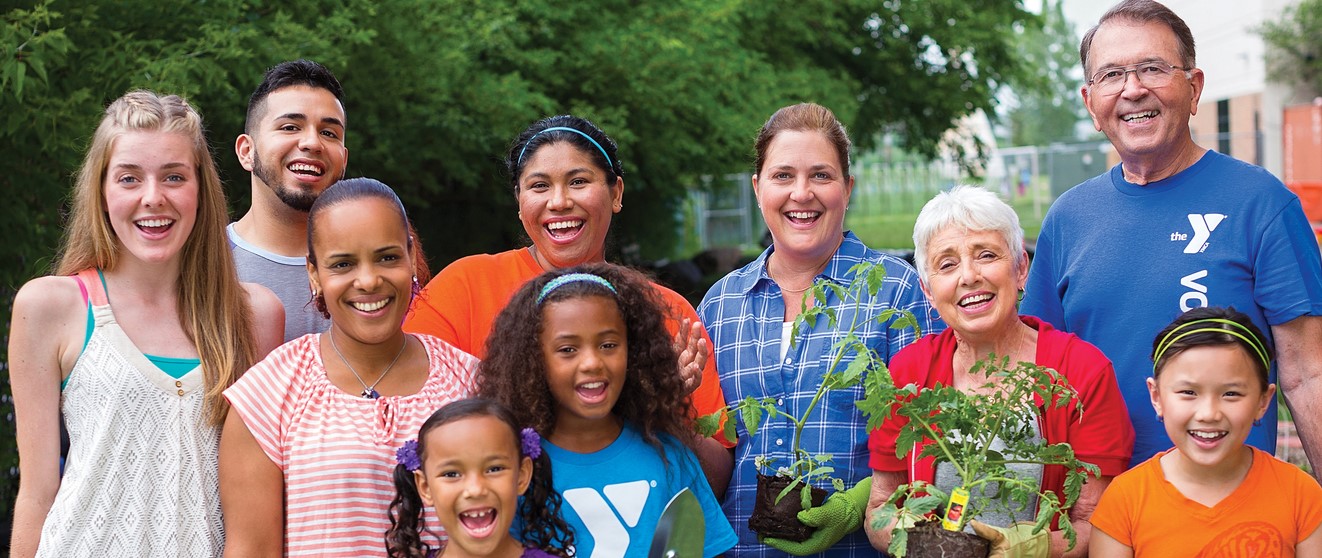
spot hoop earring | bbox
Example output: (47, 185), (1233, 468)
(1156, 415), (1163, 424)
(1254, 418), (1263, 427)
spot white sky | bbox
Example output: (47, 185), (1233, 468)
(1059, 1), (1111, 35)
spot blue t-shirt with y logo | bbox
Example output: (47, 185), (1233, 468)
(525, 423), (735, 558)
(1023, 149), (1322, 466)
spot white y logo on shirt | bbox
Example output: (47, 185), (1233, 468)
(562, 480), (653, 558)
(1184, 214), (1226, 253)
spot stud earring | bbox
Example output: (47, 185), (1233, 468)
(1254, 418), (1263, 427)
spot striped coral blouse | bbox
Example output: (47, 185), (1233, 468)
(225, 333), (477, 557)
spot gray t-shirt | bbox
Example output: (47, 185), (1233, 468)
(227, 223), (329, 342)
(934, 416), (1043, 529)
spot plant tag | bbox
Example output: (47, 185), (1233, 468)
(941, 487), (971, 531)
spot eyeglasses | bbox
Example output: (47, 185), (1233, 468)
(1087, 61), (1193, 96)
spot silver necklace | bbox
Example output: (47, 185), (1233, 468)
(329, 330), (408, 399)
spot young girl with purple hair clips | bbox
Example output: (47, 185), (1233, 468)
(386, 397), (572, 558)
(477, 263), (737, 558)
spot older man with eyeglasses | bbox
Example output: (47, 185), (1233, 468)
(1022, 0), (1322, 481)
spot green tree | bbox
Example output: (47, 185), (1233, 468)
(733, 0), (1039, 169)
(1004, 0), (1085, 146)
(0, 0), (378, 527)
(0, 0), (1046, 530)
(1258, 0), (1322, 95)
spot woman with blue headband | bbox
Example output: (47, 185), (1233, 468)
(403, 115), (733, 495)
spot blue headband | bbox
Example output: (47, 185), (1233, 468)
(537, 273), (617, 305)
(517, 127), (614, 170)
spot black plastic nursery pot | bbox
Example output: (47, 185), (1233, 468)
(748, 473), (829, 542)
(903, 522), (991, 558)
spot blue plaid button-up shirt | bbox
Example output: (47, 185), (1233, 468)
(698, 232), (941, 558)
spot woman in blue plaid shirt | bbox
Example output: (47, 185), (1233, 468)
(698, 103), (939, 557)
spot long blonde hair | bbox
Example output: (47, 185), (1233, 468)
(55, 90), (258, 425)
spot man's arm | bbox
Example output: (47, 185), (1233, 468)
(1273, 314), (1322, 480)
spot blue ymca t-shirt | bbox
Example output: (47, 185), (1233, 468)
(1023, 150), (1322, 466)
(521, 424), (736, 558)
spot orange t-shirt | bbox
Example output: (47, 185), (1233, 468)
(403, 248), (732, 446)
(1091, 447), (1322, 557)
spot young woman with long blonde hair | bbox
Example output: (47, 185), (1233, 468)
(8, 90), (283, 557)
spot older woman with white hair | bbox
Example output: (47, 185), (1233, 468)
(863, 185), (1133, 558)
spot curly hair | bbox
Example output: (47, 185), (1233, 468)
(477, 263), (695, 461)
(385, 398), (574, 558)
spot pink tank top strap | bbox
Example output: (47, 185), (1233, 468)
(73, 268), (109, 307)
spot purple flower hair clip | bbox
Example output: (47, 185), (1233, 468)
(520, 428), (542, 460)
(396, 439), (422, 472)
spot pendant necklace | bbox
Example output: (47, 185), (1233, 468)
(329, 329), (408, 399)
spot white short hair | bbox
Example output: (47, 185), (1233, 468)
(912, 185), (1026, 280)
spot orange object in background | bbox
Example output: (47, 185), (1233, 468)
(1290, 181), (1322, 223)
(1283, 102), (1322, 185)
(1283, 102), (1322, 244)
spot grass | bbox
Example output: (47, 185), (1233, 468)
(845, 183), (1050, 251)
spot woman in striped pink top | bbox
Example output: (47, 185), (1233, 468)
(220, 178), (478, 557)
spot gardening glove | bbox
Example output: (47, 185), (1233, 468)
(970, 520), (1051, 558)
(761, 477), (872, 555)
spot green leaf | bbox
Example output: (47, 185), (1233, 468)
(695, 411), (722, 438)
(840, 353), (870, 386)
(740, 396), (764, 437)
(865, 263), (883, 295)
(809, 466), (835, 478)
(893, 423), (927, 457)
(903, 494), (944, 515)
(890, 311), (921, 337)
(775, 477), (803, 505)
(888, 526), (909, 558)
(14, 61), (24, 100)
(826, 282), (848, 304)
